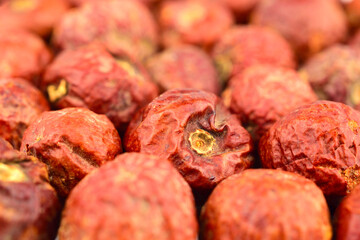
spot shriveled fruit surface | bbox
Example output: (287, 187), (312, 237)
(201, 169), (332, 240)
(125, 89), (253, 190)
(260, 100), (360, 196)
(21, 107), (122, 197)
(59, 152), (198, 240)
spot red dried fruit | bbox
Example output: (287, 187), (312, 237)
(125, 89), (253, 190)
(300, 45), (360, 110)
(0, 150), (60, 240)
(224, 65), (317, 142)
(336, 184), (360, 240)
(53, 0), (158, 62)
(260, 100), (360, 196)
(58, 152), (198, 240)
(146, 45), (220, 94)
(212, 26), (296, 82)
(0, 78), (49, 149)
(42, 43), (158, 132)
(201, 169), (332, 240)
(20, 107), (122, 197)
(0, 137), (13, 154)
(252, 0), (348, 60)
(0, 29), (51, 85)
(0, 0), (69, 36)
(158, 0), (234, 50)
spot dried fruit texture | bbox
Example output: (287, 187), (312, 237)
(252, 0), (348, 60)
(0, 0), (69, 36)
(344, 0), (360, 28)
(20, 107), (122, 197)
(224, 65), (317, 142)
(146, 45), (220, 94)
(59, 152), (198, 240)
(201, 169), (332, 240)
(213, 0), (260, 20)
(336, 184), (360, 240)
(0, 78), (49, 149)
(0, 150), (60, 240)
(158, 0), (234, 50)
(300, 45), (360, 110)
(42, 43), (158, 131)
(260, 101), (360, 196)
(212, 26), (296, 82)
(125, 89), (253, 190)
(53, 0), (158, 62)
(0, 30), (52, 85)
(0, 137), (13, 154)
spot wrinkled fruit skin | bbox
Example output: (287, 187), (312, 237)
(53, 0), (158, 62)
(212, 26), (296, 82)
(0, 150), (60, 240)
(0, 0), (69, 36)
(260, 100), (360, 196)
(336, 184), (360, 240)
(125, 89), (253, 190)
(300, 45), (360, 110)
(201, 169), (332, 240)
(224, 65), (317, 142)
(146, 45), (220, 94)
(252, 0), (348, 60)
(158, 0), (234, 50)
(42, 43), (158, 132)
(20, 107), (122, 197)
(59, 152), (198, 240)
(0, 78), (49, 149)
(0, 137), (13, 154)
(0, 30), (51, 84)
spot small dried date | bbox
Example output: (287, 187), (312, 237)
(42, 43), (158, 132)
(0, 78), (49, 149)
(20, 107), (122, 197)
(260, 100), (360, 196)
(59, 152), (198, 240)
(0, 150), (60, 240)
(200, 169), (332, 240)
(336, 184), (360, 240)
(53, 0), (158, 62)
(158, 0), (234, 50)
(224, 64), (317, 142)
(125, 89), (253, 190)
(0, 29), (51, 84)
(146, 45), (220, 94)
(252, 0), (348, 60)
(212, 26), (296, 82)
(300, 45), (360, 110)
(0, 0), (69, 36)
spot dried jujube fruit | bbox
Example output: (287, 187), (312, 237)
(0, 0), (69, 36)
(201, 169), (332, 240)
(158, 0), (234, 50)
(58, 152), (198, 240)
(260, 100), (360, 196)
(146, 45), (220, 94)
(0, 29), (51, 84)
(336, 184), (360, 240)
(212, 26), (296, 82)
(20, 107), (122, 197)
(125, 89), (253, 190)
(300, 45), (360, 110)
(42, 43), (158, 131)
(0, 78), (49, 149)
(252, 0), (348, 60)
(224, 65), (317, 142)
(0, 150), (60, 240)
(53, 0), (158, 62)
